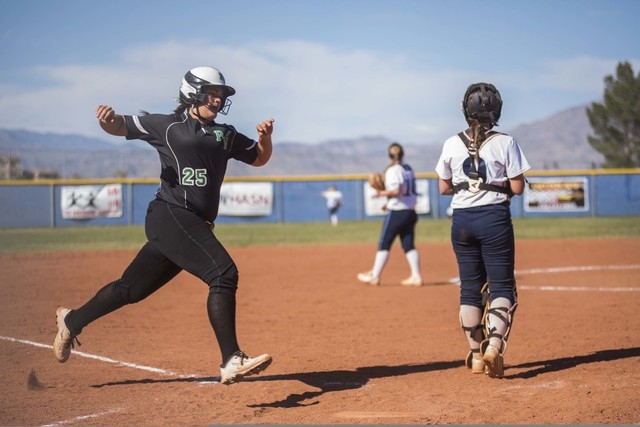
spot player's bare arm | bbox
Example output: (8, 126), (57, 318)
(439, 178), (454, 195)
(508, 174), (526, 195)
(252, 118), (275, 167)
(96, 105), (128, 137)
(377, 186), (401, 198)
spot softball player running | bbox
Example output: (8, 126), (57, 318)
(435, 83), (530, 378)
(53, 66), (274, 385)
(357, 142), (423, 287)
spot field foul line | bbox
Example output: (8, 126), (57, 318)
(517, 285), (640, 292)
(449, 264), (640, 291)
(516, 264), (640, 275)
(41, 408), (124, 427)
(0, 335), (201, 380)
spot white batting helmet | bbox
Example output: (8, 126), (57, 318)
(179, 66), (236, 114)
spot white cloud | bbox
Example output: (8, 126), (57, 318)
(1, 40), (636, 145)
(537, 56), (619, 91)
(495, 56), (640, 127)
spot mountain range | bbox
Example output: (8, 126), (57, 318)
(0, 105), (604, 179)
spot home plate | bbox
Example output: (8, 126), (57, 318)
(334, 411), (420, 419)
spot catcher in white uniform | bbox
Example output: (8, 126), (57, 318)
(435, 83), (530, 378)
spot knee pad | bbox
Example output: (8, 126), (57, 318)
(460, 283), (489, 341)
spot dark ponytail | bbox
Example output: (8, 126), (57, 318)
(388, 142), (404, 163)
(466, 118), (492, 162)
(173, 102), (189, 118)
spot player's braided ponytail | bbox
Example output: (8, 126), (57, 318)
(466, 119), (490, 161)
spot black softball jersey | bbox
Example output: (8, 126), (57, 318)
(124, 112), (259, 222)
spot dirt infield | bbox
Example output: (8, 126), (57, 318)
(1, 237), (639, 425)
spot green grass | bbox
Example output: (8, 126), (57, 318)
(0, 216), (638, 253)
(512, 216), (640, 239)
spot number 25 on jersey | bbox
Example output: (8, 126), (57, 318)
(182, 167), (207, 187)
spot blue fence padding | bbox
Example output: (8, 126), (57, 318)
(1, 171), (638, 228)
(594, 174), (640, 216)
(0, 185), (53, 227)
(280, 180), (362, 223)
(132, 184), (160, 224)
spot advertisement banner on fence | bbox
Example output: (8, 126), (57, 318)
(219, 182), (273, 216)
(524, 177), (588, 212)
(61, 184), (123, 219)
(364, 179), (430, 216)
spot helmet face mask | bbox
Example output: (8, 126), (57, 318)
(462, 83), (503, 126)
(179, 66), (236, 115)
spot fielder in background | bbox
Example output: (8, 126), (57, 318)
(357, 142), (423, 287)
(321, 185), (344, 226)
(435, 83), (531, 378)
(53, 66), (274, 385)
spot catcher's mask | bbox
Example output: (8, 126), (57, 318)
(179, 66), (235, 115)
(462, 83), (503, 127)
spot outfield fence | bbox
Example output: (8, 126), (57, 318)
(0, 169), (638, 228)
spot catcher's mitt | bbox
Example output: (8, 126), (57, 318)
(368, 172), (385, 191)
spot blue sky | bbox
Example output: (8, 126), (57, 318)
(1, 0), (639, 146)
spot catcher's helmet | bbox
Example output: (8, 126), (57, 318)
(462, 83), (503, 126)
(179, 66), (236, 114)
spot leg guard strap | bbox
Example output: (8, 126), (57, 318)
(484, 302), (518, 355)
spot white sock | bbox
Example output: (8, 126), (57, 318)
(460, 304), (483, 355)
(371, 250), (389, 278)
(405, 249), (421, 278)
(330, 214), (338, 226)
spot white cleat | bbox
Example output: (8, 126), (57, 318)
(220, 351), (272, 385)
(357, 271), (381, 286)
